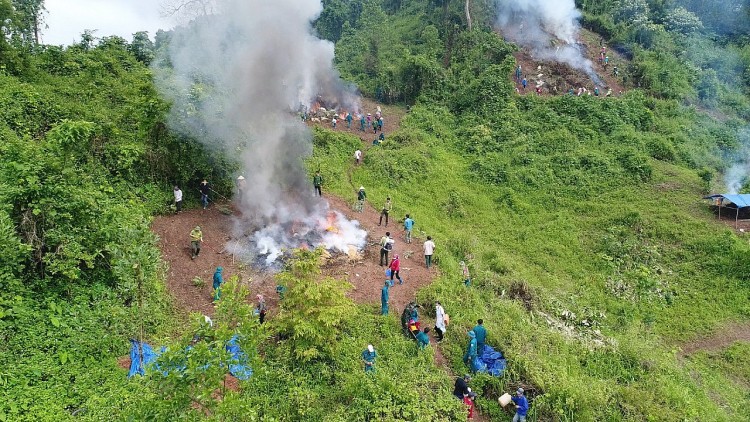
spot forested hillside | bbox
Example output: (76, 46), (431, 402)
(1, 0), (750, 421)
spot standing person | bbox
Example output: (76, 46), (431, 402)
(212, 267), (223, 301)
(346, 112), (353, 128)
(461, 261), (471, 286)
(403, 214), (414, 244)
(354, 149), (362, 165)
(511, 388), (529, 422)
(378, 117), (383, 132)
(173, 185), (183, 213)
(199, 179), (210, 209)
(236, 176), (246, 202)
(463, 331), (478, 368)
(356, 186), (366, 212)
(521, 77), (527, 90)
(424, 236), (435, 268)
(379, 232), (394, 266)
(313, 171), (323, 196)
(366, 113), (372, 129)
(389, 255), (403, 285)
(453, 374), (471, 400)
(381, 280), (389, 315)
(415, 327), (431, 349)
(362, 344), (377, 373)
(473, 319), (487, 355)
(331, 116), (337, 128)
(515, 65), (522, 81)
(190, 226), (203, 260)
(434, 301), (446, 342)
(378, 197), (392, 226)
(360, 114), (366, 131)
(256, 294), (267, 324)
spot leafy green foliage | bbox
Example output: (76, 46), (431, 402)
(275, 249), (357, 362)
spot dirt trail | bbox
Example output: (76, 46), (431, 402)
(150, 99), (490, 420)
(680, 321), (750, 356)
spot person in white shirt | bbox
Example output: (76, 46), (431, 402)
(435, 301), (446, 342)
(354, 149), (362, 165)
(423, 236), (435, 268)
(173, 186), (183, 213)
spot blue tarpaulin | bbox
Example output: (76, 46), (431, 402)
(704, 194), (750, 208)
(128, 339), (162, 378)
(127, 336), (252, 380)
(226, 335), (253, 380)
(471, 344), (507, 376)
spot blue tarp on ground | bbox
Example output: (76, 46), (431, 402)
(127, 336), (252, 380)
(471, 344), (507, 377)
(128, 339), (162, 377)
(704, 194), (750, 208)
(226, 335), (253, 380)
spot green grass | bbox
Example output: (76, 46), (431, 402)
(310, 93), (750, 420)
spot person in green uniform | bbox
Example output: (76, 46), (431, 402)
(362, 344), (377, 372)
(416, 327), (431, 349)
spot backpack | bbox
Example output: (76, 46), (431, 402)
(384, 240), (393, 251)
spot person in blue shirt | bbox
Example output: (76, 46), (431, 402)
(212, 267), (223, 301)
(381, 280), (389, 315)
(511, 388), (529, 422)
(346, 112), (353, 128)
(473, 319), (487, 355)
(360, 114), (366, 131)
(463, 330), (477, 367)
(403, 214), (415, 244)
(415, 327), (431, 349)
(362, 344), (377, 372)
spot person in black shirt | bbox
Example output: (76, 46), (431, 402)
(453, 374), (471, 400)
(199, 179), (210, 209)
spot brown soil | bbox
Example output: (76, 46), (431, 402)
(509, 28), (628, 97)
(149, 99), (490, 420)
(151, 205), (278, 318)
(680, 321), (750, 356)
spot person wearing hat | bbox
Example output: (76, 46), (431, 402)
(510, 388), (529, 422)
(463, 330), (478, 368)
(190, 226), (203, 259)
(256, 294), (267, 324)
(212, 267), (223, 301)
(361, 344), (377, 372)
(380, 280), (389, 315)
(356, 186), (366, 212)
(453, 374), (471, 400)
(378, 196), (392, 226)
(199, 179), (210, 209)
(236, 175), (246, 202)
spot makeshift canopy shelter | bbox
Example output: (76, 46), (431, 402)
(704, 194), (750, 228)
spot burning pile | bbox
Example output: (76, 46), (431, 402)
(227, 210), (367, 269)
(154, 0), (366, 269)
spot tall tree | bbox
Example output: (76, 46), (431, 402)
(12, 0), (45, 44)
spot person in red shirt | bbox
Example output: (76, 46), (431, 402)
(463, 390), (476, 419)
(389, 255), (403, 284)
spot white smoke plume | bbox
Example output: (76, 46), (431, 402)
(495, 0), (602, 85)
(155, 0), (366, 266)
(725, 129), (750, 194)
